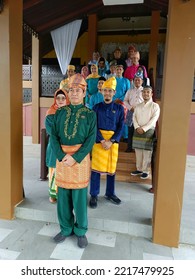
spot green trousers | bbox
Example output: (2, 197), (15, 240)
(57, 187), (88, 237)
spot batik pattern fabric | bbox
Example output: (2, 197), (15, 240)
(50, 104), (97, 189)
(59, 78), (69, 91)
(132, 129), (155, 151)
(55, 145), (90, 189)
(48, 167), (57, 199)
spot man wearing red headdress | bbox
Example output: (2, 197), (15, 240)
(50, 73), (96, 248)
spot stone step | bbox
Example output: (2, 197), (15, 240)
(115, 143), (152, 184)
(102, 170), (152, 184)
(117, 161), (135, 170)
(15, 178), (154, 239)
(14, 206), (152, 239)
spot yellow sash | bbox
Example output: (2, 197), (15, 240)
(91, 130), (119, 175)
(55, 144), (90, 189)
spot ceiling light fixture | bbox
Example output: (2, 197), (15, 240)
(128, 20), (138, 36)
(103, 0), (144, 5)
(122, 16), (131, 22)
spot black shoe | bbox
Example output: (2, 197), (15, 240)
(105, 195), (121, 205)
(125, 148), (132, 153)
(131, 170), (143, 176)
(89, 196), (97, 208)
(140, 172), (149, 179)
(53, 232), (66, 243)
(77, 235), (88, 248)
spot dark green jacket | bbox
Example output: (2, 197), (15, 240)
(50, 104), (96, 163)
(45, 114), (56, 167)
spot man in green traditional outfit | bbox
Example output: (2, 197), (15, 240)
(50, 73), (96, 248)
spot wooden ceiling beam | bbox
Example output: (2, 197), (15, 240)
(35, 2), (103, 33)
(98, 28), (166, 36)
(22, 0), (168, 58)
(23, 0), (45, 10)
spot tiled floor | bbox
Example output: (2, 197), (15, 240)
(0, 136), (195, 260)
(1, 218), (195, 260)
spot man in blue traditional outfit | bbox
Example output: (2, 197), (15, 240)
(89, 77), (124, 208)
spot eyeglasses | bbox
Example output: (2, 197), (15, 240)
(56, 96), (66, 101)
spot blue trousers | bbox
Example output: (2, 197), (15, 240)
(90, 171), (115, 197)
(122, 124), (128, 139)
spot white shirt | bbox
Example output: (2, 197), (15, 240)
(133, 99), (160, 132)
(124, 86), (144, 111)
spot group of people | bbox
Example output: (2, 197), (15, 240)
(87, 46), (148, 84)
(44, 46), (160, 249)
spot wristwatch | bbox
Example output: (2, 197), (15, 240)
(110, 139), (115, 143)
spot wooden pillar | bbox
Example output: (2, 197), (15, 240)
(88, 14), (98, 62)
(153, 0), (195, 247)
(148, 11), (160, 83)
(0, 0), (23, 219)
(32, 35), (40, 144)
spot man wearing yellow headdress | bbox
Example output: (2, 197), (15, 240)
(59, 64), (75, 91)
(89, 77), (124, 208)
(50, 73), (96, 248)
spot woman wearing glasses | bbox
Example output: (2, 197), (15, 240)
(45, 89), (70, 203)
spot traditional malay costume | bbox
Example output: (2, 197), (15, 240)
(45, 89), (70, 202)
(85, 64), (100, 107)
(59, 65), (75, 91)
(89, 77), (124, 208)
(88, 76), (106, 109)
(50, 74), (96, 248)
(132, 85), (160, 179)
